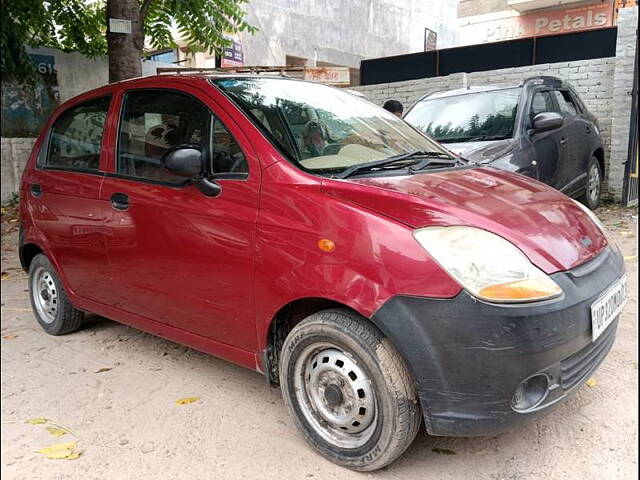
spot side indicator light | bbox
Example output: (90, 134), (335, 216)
(318, 238), (335, 252)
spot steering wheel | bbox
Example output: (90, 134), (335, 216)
(322, 143), (341, 156)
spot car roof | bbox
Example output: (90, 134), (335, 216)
(422, 76), (566, 101)
(426, 84), (521, 100)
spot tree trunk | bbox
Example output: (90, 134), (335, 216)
(106, 0), (145, 83)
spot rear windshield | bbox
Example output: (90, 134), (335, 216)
(404, 88), (521, 144)
(212, 77), (451, 174)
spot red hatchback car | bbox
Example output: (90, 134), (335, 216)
(20, 74), (627, 471)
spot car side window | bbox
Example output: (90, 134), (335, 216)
(552, 90), (578, 116)
(211, 118), (248, 175)
(45, 96), (110, 171)
(530, 91), (555, 116)
(118, 90), (210, 184)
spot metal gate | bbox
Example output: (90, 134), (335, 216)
(622, 24), (639, 207)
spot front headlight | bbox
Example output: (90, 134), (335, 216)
(413, 226), (562, 303)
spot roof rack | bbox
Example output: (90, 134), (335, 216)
(521, 76), (563, 87)
(156, 66), (306, 78)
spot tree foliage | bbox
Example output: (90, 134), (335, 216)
(1, 0), (255, 79)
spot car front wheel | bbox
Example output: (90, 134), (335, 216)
(279, 309), (421, 471)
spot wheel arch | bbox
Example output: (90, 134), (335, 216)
(593, 147), (605, 179)
(19, 229), (44, 272)
(263, 297), (358, 385)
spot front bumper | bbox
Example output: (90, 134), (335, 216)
(372, 246), (625, 436)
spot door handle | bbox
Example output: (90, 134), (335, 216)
(559, 138), (567, 145)
(30, 184), (42, 198)
(110, 192), (129, 210)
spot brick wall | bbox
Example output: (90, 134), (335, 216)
(608, 7), (638, 199)
(352, 7), (638, 200)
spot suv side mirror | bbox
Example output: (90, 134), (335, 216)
(162, 145), (203, 177)
(531, 112), (563, 133)
(161, 145), (221, 197)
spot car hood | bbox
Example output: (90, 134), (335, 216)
(442, 139), (514, 163)
(321, 167), (607, 274)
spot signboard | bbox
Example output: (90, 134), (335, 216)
(424, 28), (438, 51)
(303, 67), (350, 86)
(459, 1), (614, 45)
(221, 40), (244, 67)
(109, 18), (132, 34)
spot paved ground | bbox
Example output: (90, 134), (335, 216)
(1, 204), (637, 480)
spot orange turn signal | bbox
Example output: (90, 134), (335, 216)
(478, 277), (561, 302)
(318, 238), (335, 252)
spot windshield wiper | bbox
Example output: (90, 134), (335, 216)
(336, 150), (452, 179)
(439, 134), (510, 143)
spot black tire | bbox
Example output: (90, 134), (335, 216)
(28, 254), (83, 335)
(579, 157), (602, 210)
(279, 308), (421, 471)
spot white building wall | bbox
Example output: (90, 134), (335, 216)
(239, 0), (459, 68)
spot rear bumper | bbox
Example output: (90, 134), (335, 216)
(372, 246), (625, 436)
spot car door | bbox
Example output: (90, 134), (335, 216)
(553, 89), (591, 194)
(23, 94), (113, 302)
(527, 89), (567, 189)
(552, 89), (593, 195)
(100, 85), (260, 351)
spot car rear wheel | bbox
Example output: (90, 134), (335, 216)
(279, 309), (421, 471)
(28, 254), (84, 335)
(579, 157), (602, 210)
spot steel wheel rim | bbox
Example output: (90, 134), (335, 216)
(588, 164), (601, 204)
(31, 266), (58, 324)
(293, 343), (378, 449)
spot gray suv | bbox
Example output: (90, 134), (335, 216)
(404, 76), (605, 209)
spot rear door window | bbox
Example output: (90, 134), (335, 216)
(117, 90), (210, 184)
(45, 96), (111, 171)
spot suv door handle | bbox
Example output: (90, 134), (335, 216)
(559, 137), (567, 145)
(30, 184), (42, 197)
(110, 193), (129, 210)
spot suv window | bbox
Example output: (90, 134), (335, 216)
(45, 96), (110, 171)
(118, 90), (210, 184)
(530, 91), (555, 116)
(211, 118), (248, 175)
(552, 90), (578, 116)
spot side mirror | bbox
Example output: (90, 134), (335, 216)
(161, 145), (221, 197)
(161, 145), (203, 177)
(531, 112), (563, 133)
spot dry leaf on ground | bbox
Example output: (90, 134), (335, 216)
(27, 418), (48, 425)
(586, 378), (597, 388)
(46, 426), (67, 437)
(36, 441), (81, 460)
(95, 367), (112, 373)
(176, 397), (200, 405)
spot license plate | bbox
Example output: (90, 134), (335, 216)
(591, 275), (628, 342)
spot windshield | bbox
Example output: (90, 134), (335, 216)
(213, 77), (452, 173)
(404, 88), (521, 143)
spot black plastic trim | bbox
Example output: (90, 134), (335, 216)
(370, 247), (625, 436)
